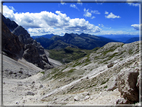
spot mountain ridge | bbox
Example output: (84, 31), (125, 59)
(34, 33), (117, 50)
(2, 14), (53, 70)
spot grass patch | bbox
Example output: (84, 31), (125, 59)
(40, 71), (45, 74)
(128, 49), (133, 55)
(48, 47), (89, 64)
(51, 68), (76, 79)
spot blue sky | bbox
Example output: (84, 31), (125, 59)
(3, 2), (140, 36)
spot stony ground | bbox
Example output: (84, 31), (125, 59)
(2, 41), (141, 106)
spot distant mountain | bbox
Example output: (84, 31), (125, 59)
(125, 37), (139, 43)
(32, 34), (55, 39)
(35, 33), (117, 50)
(99, 35), (139, 43)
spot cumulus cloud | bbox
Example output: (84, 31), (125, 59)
(131, 24), (141, 30)
(3, 5), (101, 36)
(105, 12), (120, 19)
(3, 5), (15, 20)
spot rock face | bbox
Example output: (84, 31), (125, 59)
(2, 15), (53, 69)
(12, 26), (30, 40)
(2, 22), (23, 59)
(116, 68), (139, 104)
(2, 15), (18, 31)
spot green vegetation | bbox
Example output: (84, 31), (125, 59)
(47, 68), (76, 80)
(128, 49), (133, 55)
(40, 71), (45, 74)
(48, 46), (98, 64)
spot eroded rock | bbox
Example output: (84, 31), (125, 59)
(116, 68), (139, 104)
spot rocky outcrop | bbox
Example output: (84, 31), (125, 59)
(2, 15), (53, 69)
(116, 68), (139, 104)
(2, 15), (18, 31)
(12, 26), (30, 40)
(2, 22), (23, 59)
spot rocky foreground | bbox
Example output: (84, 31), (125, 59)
(3, 41), (141, 106)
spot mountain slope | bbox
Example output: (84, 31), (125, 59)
(40, 41), (140, 105)
(125, 37), (139, 43)
(3, 41), (140, 105)
(32, 34), (55, 39)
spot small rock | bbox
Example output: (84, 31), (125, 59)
(82, 92), (90, 96)
(84, 95), (90, 100)
(26, 91), (35, 96)
(32, 81), (35, 84)
(107, 63), (114, 68)
(16, 102), (19, 104)
(74, 96), (79, 101)
(39, 84), (43, 88)
(18, 71), (23, 74)
(9, 71), (13, 74)
(23, 100), (26, 103)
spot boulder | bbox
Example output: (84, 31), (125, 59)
(84, 95), (90, 100)
(107, 63), (114, 68)
(74, 96), (79, 101)
(116, 68), (139, 103)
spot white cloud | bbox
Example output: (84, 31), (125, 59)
(70, 4), (78, 10)
(91, 10), (100, 14)
(98, 24), (104, 27)
(3, 5), (15, 20)
(91, 16), (95, 19)
(84, 8), (100, 19)
(131, 24), (141, 30)
(105, 11), (109, 14)
(105, 12), (120, 19)
(84, 8), (92, 17)
(128, 3), (139, 6)
(3, 5), (101, 36)
(96, 30), (139, 36)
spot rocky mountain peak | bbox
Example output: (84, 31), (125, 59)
(2, 15), (53, 70)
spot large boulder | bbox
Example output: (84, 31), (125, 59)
(116, 68), (139, 104)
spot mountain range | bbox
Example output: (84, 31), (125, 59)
(34, 33), (117, 50)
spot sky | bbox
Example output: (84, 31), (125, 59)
(2, 1), (141, 36)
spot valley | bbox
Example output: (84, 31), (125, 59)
(1, 14), (141, 106)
